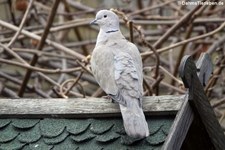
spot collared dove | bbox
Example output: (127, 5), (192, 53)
(90, 10), (149, 138)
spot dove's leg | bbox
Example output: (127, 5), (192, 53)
(102, 95), (115, 103)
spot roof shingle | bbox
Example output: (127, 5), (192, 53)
(0, 116), (174, 149)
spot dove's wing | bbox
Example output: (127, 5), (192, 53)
(111, 51), (149, 138)
(109, 52), (142, 107)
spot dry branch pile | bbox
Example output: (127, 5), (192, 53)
(0, 0), (225, 128)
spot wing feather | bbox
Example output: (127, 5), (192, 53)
(109, 52), (142, 107)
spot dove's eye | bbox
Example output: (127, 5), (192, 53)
(104, 15), (107, 18)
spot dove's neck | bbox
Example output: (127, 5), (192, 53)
(96, 29), (123, 45)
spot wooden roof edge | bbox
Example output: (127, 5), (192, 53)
(163, 53), (225, 150)
(162, 94), (193, 150)
(0, 95), (184, 118)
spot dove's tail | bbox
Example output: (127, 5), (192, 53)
(119, 101), (149, 139)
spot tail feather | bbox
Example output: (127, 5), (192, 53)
(119, 103), (149, 139)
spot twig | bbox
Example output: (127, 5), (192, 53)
(144, 16), (179, 20)
(34, 1), (51, 11)
(153, 3), (203, 49)
(0, 58), (82, 73)
(59, 59), (90, 98)
(168, 38), (179, 73)
(75, 82), (86, 98)
(0, 19), (91, 43)
(0, 19), (86, 60)
(219, 111), (225, 123)
(207, 34), (225, 54)
(132, 18), (225, 25)
(7, 0), (34, 47)
(0, 42), (27, 64)
(1, 18), (223, 43)
(18, 0), (61, 97)
(205, 57), (225, 97)
(144, 76), (186, 94)
(171, 24), (194, 86)
(143, 78), (153, 96)
(66, 0), (95, 11)
(63, 0), (89, 55)
(0, 71), (50, 98)
(151, 73), (164, 91)
(203, 6), (225, 16)
(59, 71), (83, 98)
(143, 40), (160, 79)
(7, 0), (17, 25)
(52, 1), (70, 98)
(52, 87), (64, 98)
(128, 0), (176, 16)
(37, 72), (84, 97)
(129, 21), (134, 43)
(64, 72), (83, 95)
(0, 84), (20, 98)
(212, 97), (225, 108)
(160, 0), (185, 16)
(12, 48), (75, 60)
(76, 60), (92, 75)
(91, 87), (104, 97)
(137, 0), (143, 10)
(158, 66), (183, 85)
(141, 21), (225, 57)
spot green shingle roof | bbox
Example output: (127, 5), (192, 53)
(0, 116), (174, 150)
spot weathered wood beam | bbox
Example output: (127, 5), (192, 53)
(179, 54), (225, 150)
(163, 53), (222, 150)
(0, 95), (183, 118)
(162, 95), (194, 150)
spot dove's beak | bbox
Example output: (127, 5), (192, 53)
(90, 19), (98, 25)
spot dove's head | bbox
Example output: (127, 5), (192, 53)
(91, 10), (120, 32)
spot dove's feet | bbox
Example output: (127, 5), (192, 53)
(102, 95), (115, 103)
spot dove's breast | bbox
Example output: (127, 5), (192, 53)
(91, 44), (118, 95)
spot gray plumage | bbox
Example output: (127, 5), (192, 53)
(90, 10), (149, 138)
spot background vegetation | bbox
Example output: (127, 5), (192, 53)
(0, 0), (225, 132)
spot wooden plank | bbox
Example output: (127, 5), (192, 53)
(179, 55), (225, 150)
(162, 95), (194, 150)
(196, 53), (213, 86)
(0, 95), (183, 118)
(163, 54), (211, 150)
(163, 53), (215, 150)
(181, 114), (215, 150)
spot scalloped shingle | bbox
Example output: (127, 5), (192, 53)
(0, 116), (174, 149)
